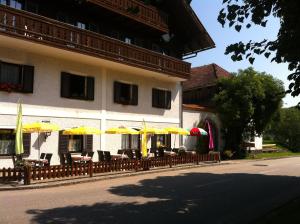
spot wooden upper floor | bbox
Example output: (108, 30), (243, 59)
(0, 0), (214, 79)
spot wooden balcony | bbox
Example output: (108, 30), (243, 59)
(86, 0), (169, 33)
(0, 6), (190, 79)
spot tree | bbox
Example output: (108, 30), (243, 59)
(213, 67), (285, 154)
(265, 107), (300, 151)
(218, 0), (300, 107)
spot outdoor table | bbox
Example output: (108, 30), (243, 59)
(71, 155), (92, 162)
(164, 151), (176, 156)
(23, 158), (48, 166)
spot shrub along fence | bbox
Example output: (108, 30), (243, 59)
(0, 153), (220, 185)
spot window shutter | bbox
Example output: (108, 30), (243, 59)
(151, 135), (157, 149)
(58, 131), (69, 154)
(166, 134), (171, 148)
(22, 65), (34, 93)
(61, 72), (71, 98)
(86, 135), (93, 152)
(131, 84), (138, 105)
(152, 88), (158, 108)
(114, 81), (121, 103)
(23, 133), (31, 156)
(86, 76), (94, 101)
(166, 91), (171, 109)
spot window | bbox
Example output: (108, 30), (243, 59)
(121, 134), (140, 149)
(152, 88), (171, 109)
(0, 129), (31, 156)
(10, 0), (22, 9)
(151, 134), (171, 149)
(68, 135), (83, 152)
(76, 22), (86, 30)
(0, 61), (34, 93)
(58, 132), (93, 154)
(125, 37), (132, 44)
(88, 23), (98, 33)
(61, 72), (94, 101)
(25, 1), (38, 14)
(114, 81), (138, 105)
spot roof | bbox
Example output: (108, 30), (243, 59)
(163, 0), (215, 55)
(182, 63), (231, 91)
(183, 104), (216, 113)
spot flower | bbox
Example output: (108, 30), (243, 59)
(0, 83), (23, 92)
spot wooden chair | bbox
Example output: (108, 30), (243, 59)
(135, 150), (142, 160)
(40, 153), (46, 159)
(87, 151), (94, 158)
(126, 149), (134, 160)
(45, 153), (53, 166)
(104, 151), (112, 162)
(98, 150), (105, 162)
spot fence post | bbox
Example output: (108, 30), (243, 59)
(169, 156), (172, 168)
(23, 165), (31, 185)
(89, 160), (93, 177)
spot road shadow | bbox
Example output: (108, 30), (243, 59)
(27, 172), (300, 224)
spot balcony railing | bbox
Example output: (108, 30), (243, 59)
(0, 6), (190, 79)
(87, 0), (169, 33)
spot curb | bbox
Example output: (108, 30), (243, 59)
(0, 162), (230, 191)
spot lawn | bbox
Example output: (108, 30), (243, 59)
(246, 151), (300, 160)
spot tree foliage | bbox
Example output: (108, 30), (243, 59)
(265, 107), (300, 151)
(218, 0), (300, 106)
(214, 67), (285, 154)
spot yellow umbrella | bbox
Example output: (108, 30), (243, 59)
(164, 127), (189, 135)
(23, 122), (60, 133)
(105, 127), (139, 135)
(164, 127), (189, 148)
(22, 122), (60, 161)
(63, 126), (103, 135)
(139, 127), (168, 135)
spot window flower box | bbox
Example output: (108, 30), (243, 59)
(0, 83), (23, 92)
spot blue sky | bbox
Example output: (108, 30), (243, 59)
(186, 0), (299, 107)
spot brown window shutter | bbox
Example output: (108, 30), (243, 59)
(166, 91), (171, 109)
(151, 135), (157, 149)
(114, 81), (121, 103)
(86, 76), (94, 101)
(23, 133), (31, 156)
(22, 65), (34, 93)
(61, 72), (71, 98)
(58, 131), (69, 153)
(166, 134), (171, 148)
(86, 135), (93, 152)
(152, 88), (158, 108)
(131, 84), (138, 105)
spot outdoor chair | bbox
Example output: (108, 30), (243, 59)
(40, 153), (46, 159)
(135, 150), (142, 160)
(87, 151), (94, 158)
(158, 148), (164, 157)
(66, 153), (73, 165)
(45, 153), (53, 166)
(126, 150), (134, 160)
(178, 149), (186, 156)
(172, 148), (179, 154)
(98, 150), (105, 162)
(104, 151), (112, 162)
(81, 151), (87, 156)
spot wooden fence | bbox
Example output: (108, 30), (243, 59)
(0, 154), (220, 185)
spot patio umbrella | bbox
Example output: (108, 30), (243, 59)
(63, 126), (103, 135)
(15, 102), (23, 155)
(189, 128), (208, 136)
(105, 127), (139, 135)
(139, 127), (168, 135)
(164, 127), (189, 148)
(22, 122), (60, 160)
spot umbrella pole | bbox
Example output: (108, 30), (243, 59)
(173, 134), (176, 148)
(38, 132), (40, 161)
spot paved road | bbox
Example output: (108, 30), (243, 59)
(1, 157), (300, 224)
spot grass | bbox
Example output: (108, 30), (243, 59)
(246, 151), (300, 160)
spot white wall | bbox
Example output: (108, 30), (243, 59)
(182, 109), (223, 151)
(0, 41), (181, 167)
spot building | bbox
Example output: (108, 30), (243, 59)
(182, 63), (262, 152)
(182, 63), (230, 152)
(0, 0), (214, 167)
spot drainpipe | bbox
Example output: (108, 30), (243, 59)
(179, 82), (183, 146)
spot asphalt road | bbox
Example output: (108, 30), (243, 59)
(1, 157), (300, 224)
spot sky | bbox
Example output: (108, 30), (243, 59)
(186, 0), (299, 107)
